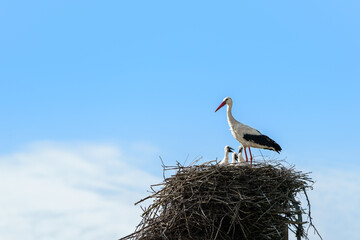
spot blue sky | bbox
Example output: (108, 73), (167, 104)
(0, 1), (359, 239)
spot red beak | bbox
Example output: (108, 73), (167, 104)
(215, 101), (226, 112)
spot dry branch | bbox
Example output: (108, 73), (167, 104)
(120, 160), (320, 240)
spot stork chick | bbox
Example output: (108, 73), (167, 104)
(238, 146), (247, 165)
(220, 145), (234, 165)
(231, 152), (238, 164)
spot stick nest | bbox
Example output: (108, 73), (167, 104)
(120, 160), (319, 240)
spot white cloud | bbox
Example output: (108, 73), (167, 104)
(0, 142), (161, 240)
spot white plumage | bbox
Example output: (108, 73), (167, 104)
(231, 152), (238, 164)
(238, 146), (246, 164)
(219, 145), (233, 165)
(215, 97), (282, 166)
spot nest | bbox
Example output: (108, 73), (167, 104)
(120, 160), (321, 240)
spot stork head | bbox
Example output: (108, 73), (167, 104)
(215, 97), (232, 112)
(238, 146), (243, 153)
(224, 145), (234, 153)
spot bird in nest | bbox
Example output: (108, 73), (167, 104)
(220, 145), (234, 165)
(215, 97), (281, 166)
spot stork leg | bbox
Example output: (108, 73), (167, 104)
(248, 147), (253, 167)
(243, 147), (249, 162)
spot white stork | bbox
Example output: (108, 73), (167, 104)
(238, 146), (246, 164)
(215, 97), (282, 166)
(231, 152), (238, 164)
(220, 145), (234, 165)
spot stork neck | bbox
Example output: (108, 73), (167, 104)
(226, 103), (236, 124)
(223, 152), (229, 163)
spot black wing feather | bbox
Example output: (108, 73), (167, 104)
(243, 134), (282, 153)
